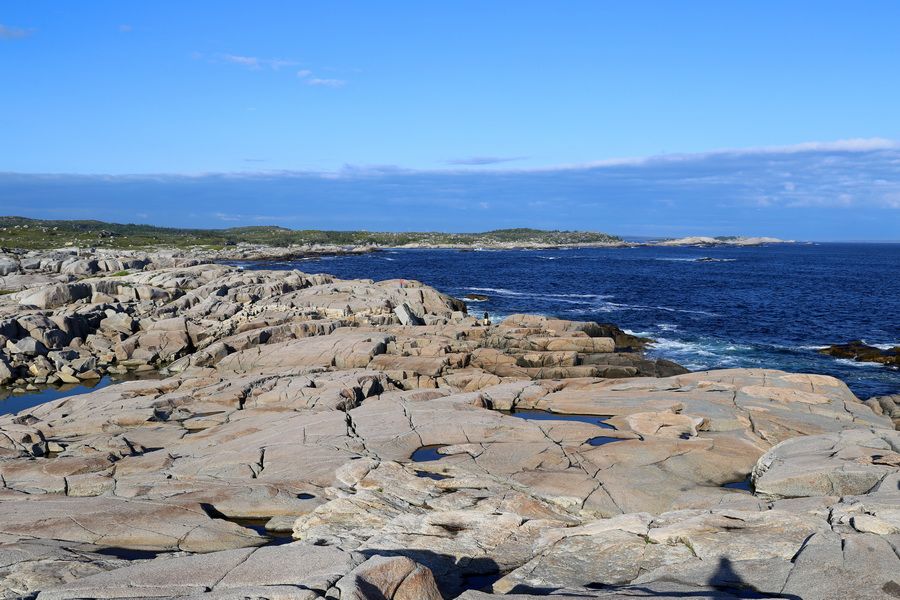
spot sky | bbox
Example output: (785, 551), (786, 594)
(1, 1), (899, 239)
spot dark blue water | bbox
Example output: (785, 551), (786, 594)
(0, 373), (163, 417)
(236, 243), (899, 398)
(0, 376), (115, 416)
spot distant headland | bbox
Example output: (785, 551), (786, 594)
(0, 216), (789, 252)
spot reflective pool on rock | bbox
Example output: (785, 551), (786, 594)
(0, 372), (163, 417)
(722, 478), (754, 492)
(0, 377), (115, 416)
(501, 409), (616, 429)
(587, 436), (625, 446)
(410, 445), (447, 462)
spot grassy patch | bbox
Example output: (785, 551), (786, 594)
(0, 217), (623, 250)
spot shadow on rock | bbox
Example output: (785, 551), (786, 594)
(506, 558), (802, 599)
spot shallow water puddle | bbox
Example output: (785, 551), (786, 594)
(199, 503), (295, 545)
(0, 372), (163, 417)
(722, 477), (754, 492)
(500, 409), (616, 429)
(587, 436), (625, 446)
(410, 445), (447, 462)
(228, 517), (296, 545)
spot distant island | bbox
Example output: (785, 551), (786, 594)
(0, 216), (788, 252)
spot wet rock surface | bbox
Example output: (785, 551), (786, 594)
(0, 249), (898, 599)
(819, 340), (900, 368)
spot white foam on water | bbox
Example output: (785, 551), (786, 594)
(465, 287), (613, 304)
(654, 257), (737, 263)
(648, 337), (718, 357)
(623, 329), (653, 337)
(861, 340), (899, 350)
(833, 358), (886, 369)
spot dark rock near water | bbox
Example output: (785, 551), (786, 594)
(819, 340), (899, 368)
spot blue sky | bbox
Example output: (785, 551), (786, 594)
(1, 1), (899, 239)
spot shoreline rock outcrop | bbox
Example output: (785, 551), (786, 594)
(0, 249), (898, 599)
(820, 340), (899, 368)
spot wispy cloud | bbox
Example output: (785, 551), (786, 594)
(206, 54), (349, 86)
(304, 77), (347, 88)
(0, 24), (33, 40)
(560, 138), (900, 171)
(446, 156), (527, 166)
(118, 24), (133, 33)
(219, 54), (299, 70)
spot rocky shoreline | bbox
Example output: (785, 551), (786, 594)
(0, 248), (898, 599)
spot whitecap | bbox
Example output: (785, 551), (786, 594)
(833, 358), (885, 369)
(623, 329), (654, 337)
(860, 340), (899, 350)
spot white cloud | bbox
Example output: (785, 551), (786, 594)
(221, 54), (298, 70)
(296, 69), (312, 78)
(119, 24), (133, 33)
(307, 78), (346, 87)
(526, 138), (900, 173)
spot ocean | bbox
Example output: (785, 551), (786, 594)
(238, 243), (899, 399)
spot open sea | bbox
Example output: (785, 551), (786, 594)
(239, 243), (899, 399)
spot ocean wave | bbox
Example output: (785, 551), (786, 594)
(657, 323), (679, 332)
(833, 358), (886, 369)
(463, 287), (713, 316)
(861, 340), (899, 350)
(648, 337), (718, 357)
(464, 287), (612, 303)
(654, 257), (737, 263)
(466, 286), (527, 297)
(623, 329), (654, 337)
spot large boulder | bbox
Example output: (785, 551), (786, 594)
(18, 284), (91, 309)
(752, 429), (900, 499)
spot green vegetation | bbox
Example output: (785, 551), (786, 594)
(0, 217), (622, 250)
